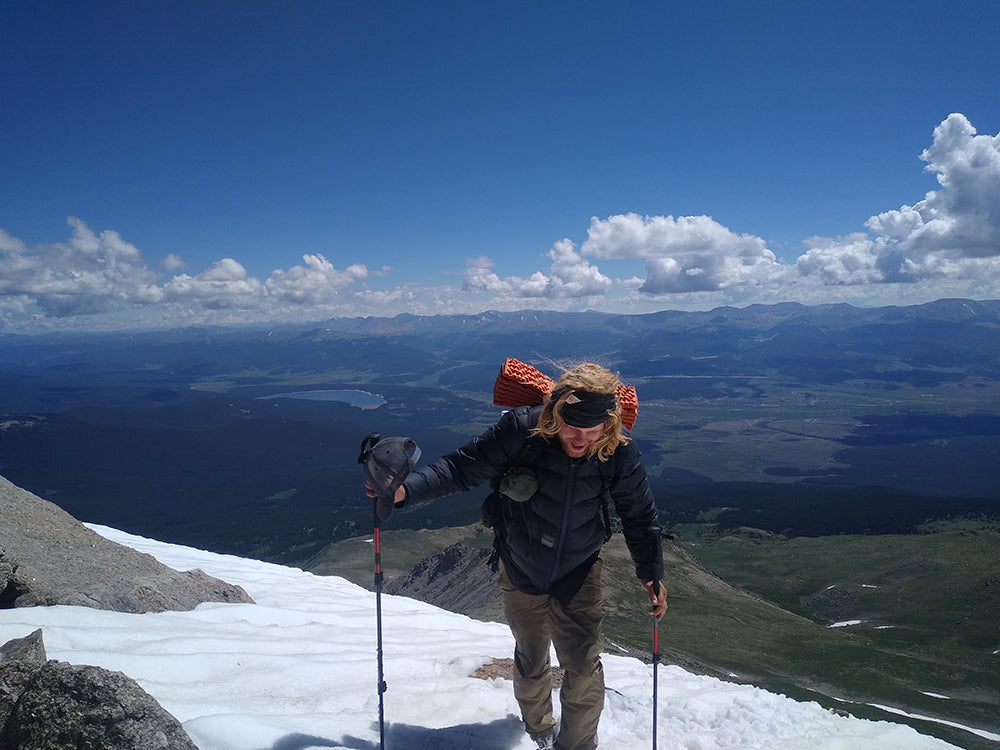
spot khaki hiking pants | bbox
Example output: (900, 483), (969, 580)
(500, 559), (605, 750)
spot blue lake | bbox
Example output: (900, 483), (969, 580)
(259, 389), (386, 409)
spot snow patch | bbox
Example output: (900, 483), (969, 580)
(0, 524), (966, 750)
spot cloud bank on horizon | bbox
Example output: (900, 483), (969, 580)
(2, 113), (998, 332)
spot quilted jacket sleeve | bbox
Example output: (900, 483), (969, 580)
(610, 440), (665, 583)
(401, 406), (535, 504)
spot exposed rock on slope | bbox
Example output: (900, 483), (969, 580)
(384, 542), (505, 621)
(0, 629), (197, 750)
(0, 474), (252, 613)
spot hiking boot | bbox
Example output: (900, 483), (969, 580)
(529, 727), (557, 749)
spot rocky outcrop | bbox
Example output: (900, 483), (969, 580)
(0, 656), (198, 750)
(0, 476), (251, 747)
(0, 474), (253, 613)
(0, 629), (45, 664)
(384, 542), (505, 622)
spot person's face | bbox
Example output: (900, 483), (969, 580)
(557, 421), (607, 458)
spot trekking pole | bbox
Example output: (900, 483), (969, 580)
(651, 581), (660, 750)
(373, 501), (387, 750)
(358, 432), (421, 750)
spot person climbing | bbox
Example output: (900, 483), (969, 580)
(370, 361), (666, 750)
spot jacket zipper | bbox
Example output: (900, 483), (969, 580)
(548, 457), (578, 588)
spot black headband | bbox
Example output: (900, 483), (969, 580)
(559, 389), (617, 428)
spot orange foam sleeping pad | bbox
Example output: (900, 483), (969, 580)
(492, 358), (637, 430)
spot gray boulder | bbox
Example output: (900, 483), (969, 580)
(0, 661), (39, 740)
(0, 474), (253, 613)
(0, 629), (46, 665)
(0, 660), (198, 750)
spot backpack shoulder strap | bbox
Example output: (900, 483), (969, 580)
(596, 450), (619, 542)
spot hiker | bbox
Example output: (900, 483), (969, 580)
(371, 362), (666, 750)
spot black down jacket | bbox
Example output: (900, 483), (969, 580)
(401, 406), (664, 597)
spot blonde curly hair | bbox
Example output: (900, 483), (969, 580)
(532, 362), (629, 461)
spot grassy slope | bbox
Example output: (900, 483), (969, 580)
(310, 521), (1000, 750)
(669, 523), (1000, 742)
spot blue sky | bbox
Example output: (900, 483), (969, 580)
(2, 0), (999, 332)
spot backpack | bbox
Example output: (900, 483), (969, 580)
(492, 358), (637, 429)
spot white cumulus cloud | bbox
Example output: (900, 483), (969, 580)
(579, 213), (781, 294)
(161, 253), (186, 272)
(0, 216), (162, 317)
(0, 217), (387, 328)
(162, 258), (263, 309)
(798, 113), (1000, 285)
(265, 254), (370, 304)
(463, 239), (612, 300)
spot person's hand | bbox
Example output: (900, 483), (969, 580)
(365, 483), (407, 506)
(642, 580), (667, 620)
